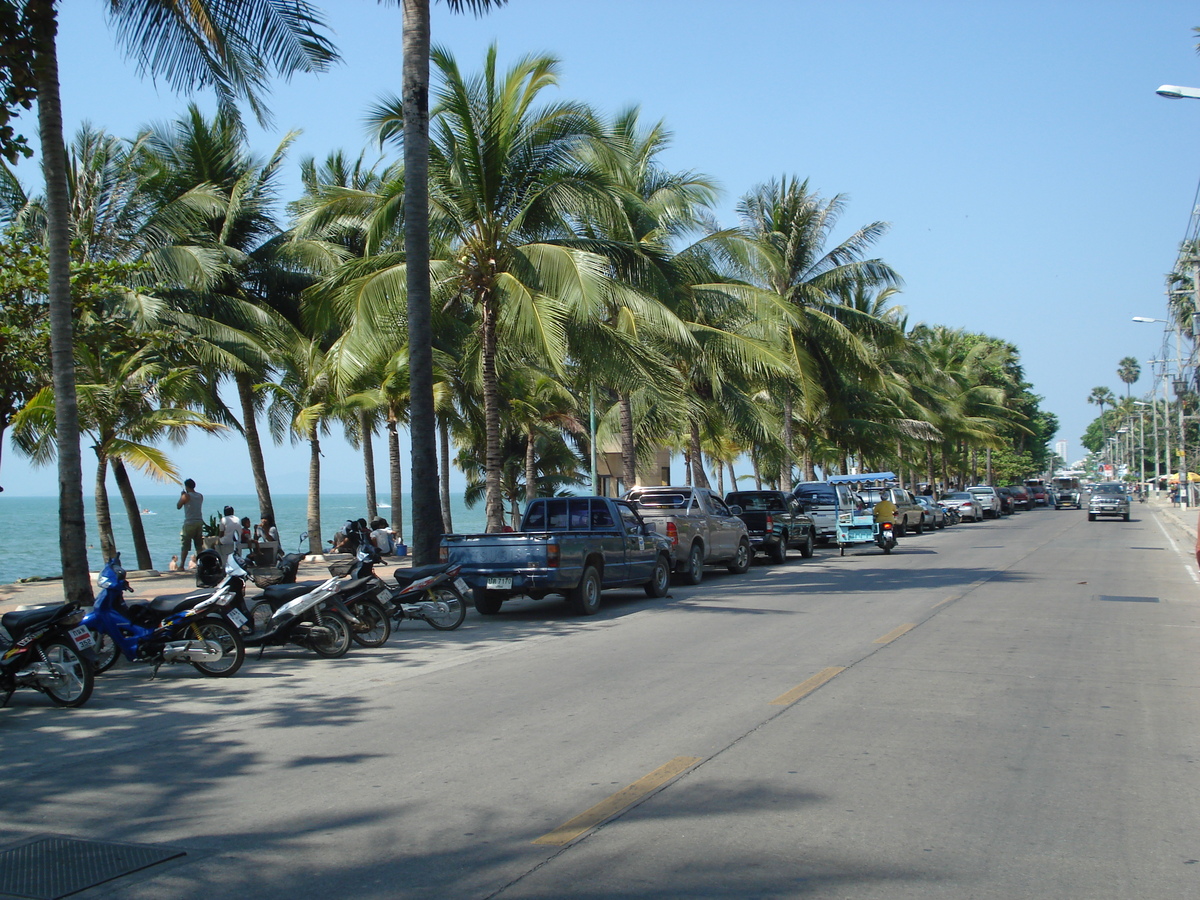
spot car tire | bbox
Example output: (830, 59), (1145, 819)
(914, 516), (924, 535)
(643, 556), (671, 598)
(1088, 513), (1096, 522)
(568, 566), (602, 615)
(679, 543), (704, 585)
(799, 530), (815, 558)
(728, 539), (751, 574)
(768, 537), (787, 565)
(474, 590), (505, 615)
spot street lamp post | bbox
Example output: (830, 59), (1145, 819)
(1175, 376), (1189, 506)
(1134, 400), (1153, 486)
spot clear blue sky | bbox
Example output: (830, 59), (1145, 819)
(3, 0), (1199, 497)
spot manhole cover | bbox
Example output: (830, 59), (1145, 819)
(0, 835), (185, 899)
(1095, 595), (1159, 603)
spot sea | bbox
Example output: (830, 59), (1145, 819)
(0, 493), (487, 585)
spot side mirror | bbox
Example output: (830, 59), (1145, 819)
(642, 522), (657, 534)
(727, 505), (743, 516)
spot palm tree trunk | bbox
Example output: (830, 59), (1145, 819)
(438, 414), (453, 533)
(751, 453), (761, 490)
(94, 451), (116, 564)
(716, 460), (725, 495)
(110, 457), (153, 570)
(525, 429), (537, 502)
(779, 394), (793, 489)
(236, 372), (274, 520)
(728, 457), (737, 491)
(361, 410), (377, 519)
(31, 1), (91, 603)
(388, 416), (404, 541)
(619, 393), (636, 490)
(689, 421), (711, 488)
(402, 0), (441, 563)
(481, 294), (506, 530)
(306, 426), (322, 557)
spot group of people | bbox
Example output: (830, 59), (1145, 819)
(173, 477), (400, 572)
(331, 516), (398, 556)
(174, 478), (281, 571)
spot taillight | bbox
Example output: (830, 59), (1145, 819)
(765, 514), (774, 530)
(882, 522), (893, 531)
(547, 540), (560, 567)
(666, 522), (678, 546)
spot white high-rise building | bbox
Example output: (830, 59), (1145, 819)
(1055, 440), (1068, 464)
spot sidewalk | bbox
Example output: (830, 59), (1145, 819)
(0, 554), (413, 615)
(1151, 495), (1199, 547)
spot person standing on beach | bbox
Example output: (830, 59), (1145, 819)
(217, 505), (241, 568)
(177, 479), (204, 566)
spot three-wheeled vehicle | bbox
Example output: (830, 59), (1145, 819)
(829, 472), (900, 556)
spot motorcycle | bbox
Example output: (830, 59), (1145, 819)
(0, 601), (95, 707)
(241, 573), (361, 658)
(341, 542), (468, 632)
(874, 521), (897, 554)
(82, 555), (245, 678)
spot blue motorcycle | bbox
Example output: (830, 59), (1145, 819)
(83, 555), (245, 678)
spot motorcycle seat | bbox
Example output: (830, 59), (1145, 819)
(260, 582), (319, 604)
(2, 605), (65, 638)
(393, 564), (450, 588)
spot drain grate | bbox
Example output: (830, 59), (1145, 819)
(1095, 595), (1159, 603)
(0, 835), (185, 899)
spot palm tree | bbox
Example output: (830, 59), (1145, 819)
(392, 0), (508, 563)
(1117, 356), (1140, 399)
(23, 0), (336, 604)
(371, 45), (627, 532)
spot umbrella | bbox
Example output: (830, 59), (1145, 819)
(1166, 472), (1200, 483)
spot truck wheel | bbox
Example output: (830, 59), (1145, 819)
(799, 529), (815, 558)
(678, 543), (704, 585)
(644, 556), (670, 598)
(768, 537), (787, 564)
(1123, 513), (1130, 522)
(728, 539), (751, 574)
(569, 566), (602, 615)
(474, 591), (505, 615)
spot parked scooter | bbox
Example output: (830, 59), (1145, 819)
(0, 600), (95, 707)
(341, 541), (468, 632)
(83, 555), (245, 678)
(241, 574), (358, 658)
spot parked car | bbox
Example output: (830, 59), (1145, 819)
(1088, 482), (1131, 522)
(624, 486), (752, 584)
(442, 496), (675, 616)
(856, 486), (928, 535)
(942, 491), (983, 522)
(724, 490), (817, 563)
(966, 485), (1003, 519)
(915, 495), (947, 528)
(1006, 485), (1033, 510)
(995, 487), (1016, 515)
(1025, 479), (1049, 506)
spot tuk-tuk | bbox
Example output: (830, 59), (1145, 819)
(828, 471), (898, 555)
(1052, 476), (1082, 509)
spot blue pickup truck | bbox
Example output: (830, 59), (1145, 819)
(440, 496), (674, 616)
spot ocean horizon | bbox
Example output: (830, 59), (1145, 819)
(0, 492), (488, 585)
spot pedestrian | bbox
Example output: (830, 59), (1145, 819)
(217, 505), (241, 568)
(177, 478), (204, 566)
(168, 554), (179, 571)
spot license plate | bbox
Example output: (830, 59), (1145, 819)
(68, 625), (95, 651)
(485, 576), (512, 590)
(226, 607), (248, 628)
(454, 577), (470, 594)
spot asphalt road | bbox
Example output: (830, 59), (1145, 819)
(2, 504), (1199, 899)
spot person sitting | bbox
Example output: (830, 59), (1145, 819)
(253, 514), (281, 564)
(331, 521), (361, 554)
(872, 495), (898, 526)
(369, 517), (394, 555)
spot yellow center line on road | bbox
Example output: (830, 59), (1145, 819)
(533, 756), (702, 846)
(769, 666), (845, 706)
(874, 623), (917, 644)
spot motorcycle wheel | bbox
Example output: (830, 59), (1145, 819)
(89, 629), (119, 674)
(41, 641), (94, 707)
(883, 543), (892, 555)
(189, 619), (245, 677)
(423, 586), (467, 630)
(348, 599), (391, 647)
(310, 612), (352, 658)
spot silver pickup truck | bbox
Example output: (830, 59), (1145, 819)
(623, 486), (751, 584)
(441, 496), (674, 616)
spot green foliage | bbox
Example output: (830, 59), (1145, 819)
(0, 0), (35, 165)
(0, 230), (48, 431)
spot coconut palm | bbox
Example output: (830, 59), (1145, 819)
(734, 177), (901, 485)
(1117, 357), (1140, 399)
(23, 0), (336, 603)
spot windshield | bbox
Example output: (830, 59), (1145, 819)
(1093, 483), (1126, 495)
(793, 483), (836, 504)
(945, 492), (972, 500)
(727, 492), (786, 511)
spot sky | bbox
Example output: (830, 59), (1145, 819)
(3, 0), (1200, 497)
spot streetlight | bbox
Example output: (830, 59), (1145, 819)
(1156, 84), (1200, 100)
(1134, 400), (1155, 486)
(1175, 376), (1190, 506)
